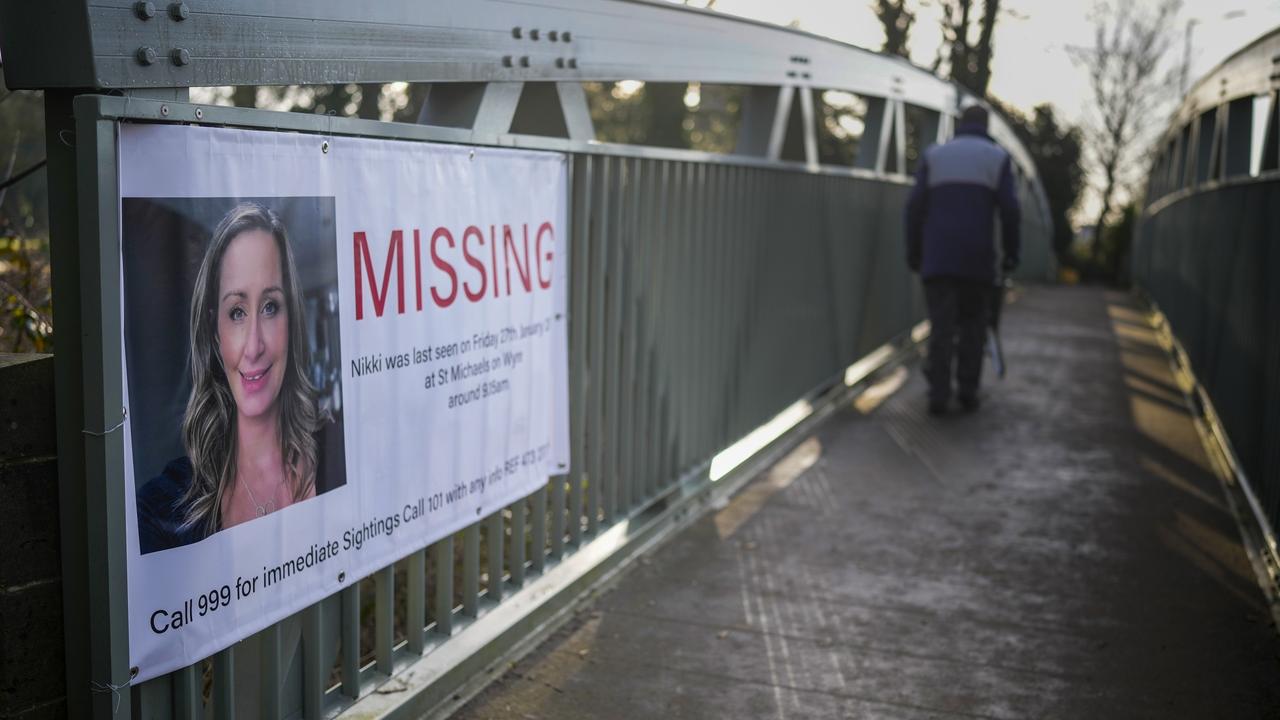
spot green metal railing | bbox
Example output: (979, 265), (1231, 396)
(1137, 28), (1280, 595)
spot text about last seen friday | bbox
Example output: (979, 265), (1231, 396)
(348, 318), (553, 408)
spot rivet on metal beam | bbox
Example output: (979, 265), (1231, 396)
(321, 141), (330, 154)
(519, 56), (530, 68)
(530, 29), (540, 41)
(549, 30), (559, 42)
(555, 58), (565, 69)
(512, 26), (522, 39)
(194, 108), (203, 120)
(133, 1), (156, 20)
(170, 48), (191, 66)
(502, 55), (513, 68)
(160, 105), (170, 117)
(562, 31), (572, 42)
(168, 2), (189, 21)
(135, 46), (157, 66)
(567, 58), (578, 69)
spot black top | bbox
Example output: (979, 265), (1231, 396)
(137, 457), (205, 554)
(136, 421), (346, 555)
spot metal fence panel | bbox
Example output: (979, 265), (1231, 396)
(1136, 178), (1280, 527)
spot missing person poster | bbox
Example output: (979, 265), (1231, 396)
(117, 124), (570, 682)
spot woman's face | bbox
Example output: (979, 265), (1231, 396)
(216, 228), (289, 422)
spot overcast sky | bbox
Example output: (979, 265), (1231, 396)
(697, 0), (1280, 223)
(704, 0), (1280, 122)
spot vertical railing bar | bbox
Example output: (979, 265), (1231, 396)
(486, 511), (504, 602)
(680, 163), (701, 471)
(375, 565), (394, 675)
(610, 157), (627, 520)
(750, 171), (771, 425)
(463, 524), (480, 616)
(259, 622), (282, 719)
(603, 157), (627, 525)
(173, 663), (201, 720)
(734, 167), (754, 433)
(566, 154), (591, 551)
(666, 162), (686, 478)
(433, 537), (454, 636)
(587, 155), (612, 535)
(689, 161), (705, 471)
(531, 485), (548, 572)
(510, 498), (526, 586)
(647, 157), (671, 497)
(302, 601), (324, 719)
(634, 158), (659, 502)
(213, 647), (235, 720)
(700, 163), (718, 467)
(666, 160), (682, 479)
(731, 166), (751, 439)
(407, 549), (427, 655)
(672, 162), (694, 480)
(647, 160), (674, 498)
(703, 163), (720, 456)
(690, 162), (707, 468)
(550, 475), (566, 559)
(630, 157), (648, 511)
(723, 164), (739, 440)
(617, 158), (640, 515)
(340, 583), (359, 699)
(715, 165), (735, 450)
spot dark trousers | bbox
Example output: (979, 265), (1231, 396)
(923, 277), (989, 403)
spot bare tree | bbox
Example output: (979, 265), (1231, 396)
(936, 0), (1002, 96)
(1070, 0), (1180, 263)
(873, 0), (916, 59)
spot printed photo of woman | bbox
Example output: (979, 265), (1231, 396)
(133, 202), (345, 553)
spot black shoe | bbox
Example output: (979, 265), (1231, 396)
(958, 394), (980, 413)
(927, 399), (947, 416)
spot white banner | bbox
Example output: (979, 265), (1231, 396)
(117, 124), (570, 682)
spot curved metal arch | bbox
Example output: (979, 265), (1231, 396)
(0, 0), (1046, 196)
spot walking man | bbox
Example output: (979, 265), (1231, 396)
(905, 104), (1020, 415)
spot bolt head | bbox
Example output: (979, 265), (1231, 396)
(321, 141), (330, 154)
(555, 58), (565, 69)
(519, 55), (530, 68)
(563, 31), (572, 42)
(135, 46), (157, 66)
(502, 55), (513, 68)
(168, 2), (189, 21)
(194, 108), (203, 120)
(549, 30), (559, 42)
(170, 48), (191, 66)
(530, 29), (540, 41)
(133, 1), (156, 20)
(568, 58), (578, 69)
(160, 104), (170, 116)
(512, 26), (522, 39)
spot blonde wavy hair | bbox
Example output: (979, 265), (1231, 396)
(179, 203), (319, 535)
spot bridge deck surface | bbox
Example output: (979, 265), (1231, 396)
(455, 285), (1280, 719)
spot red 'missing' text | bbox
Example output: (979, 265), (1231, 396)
(354, 222), (555, 320)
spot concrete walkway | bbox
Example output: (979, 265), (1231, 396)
(455, 286), (1280, 719)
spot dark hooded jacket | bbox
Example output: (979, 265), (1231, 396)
(905, 121), (1021, 281)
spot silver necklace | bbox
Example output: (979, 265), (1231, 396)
(242, 479), (277, 516)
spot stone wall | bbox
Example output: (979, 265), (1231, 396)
(0, 354), (64, 719)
